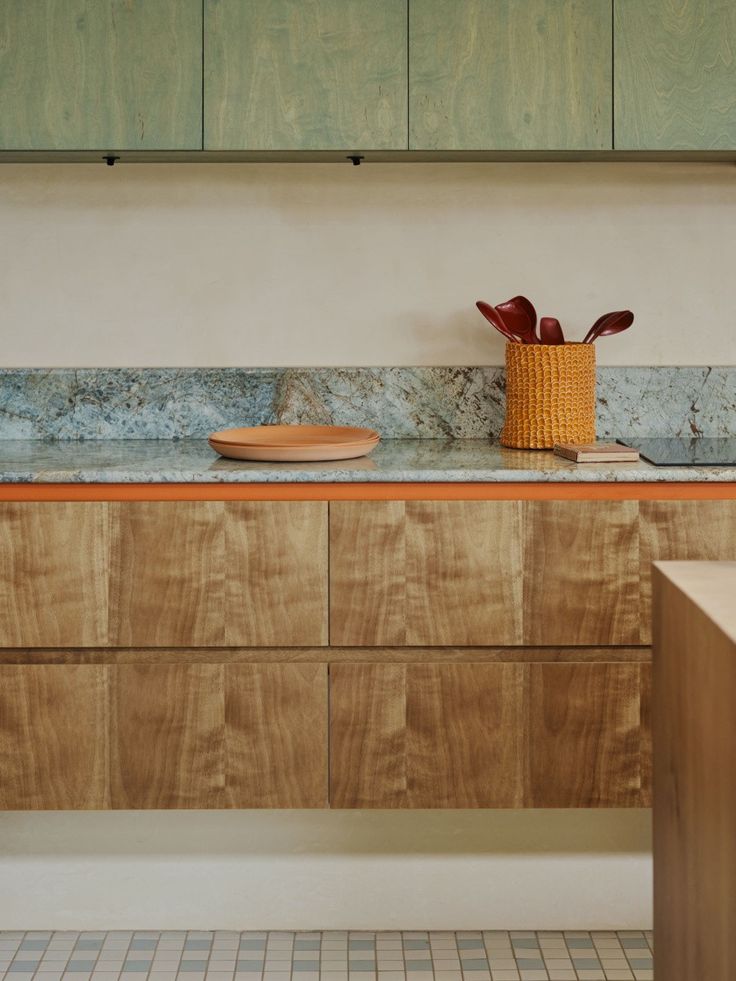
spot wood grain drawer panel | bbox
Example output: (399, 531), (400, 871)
(110, 663), (226, 809)
(225, 502), (328, 646)
(522, 501), (640, 645)
(527, 662), (643, 807)
(0, 665), (109, 809)
(226, 663), (328, 807)
(330, 662), (526, 808)
(109, 502), (226, 647)
(0, 503), (109, 647)
(639, 500), (736, 643)
(330, 501), (523, 646)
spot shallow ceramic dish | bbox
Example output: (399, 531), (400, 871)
(208, 425), (380, 462)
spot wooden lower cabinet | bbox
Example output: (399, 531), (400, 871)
(0, 663), (328, 810)
(330, 661), (649, 808)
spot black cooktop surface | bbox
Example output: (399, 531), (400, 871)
(619, 437), (736, 466)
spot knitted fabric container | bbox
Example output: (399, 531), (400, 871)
(500, 342), (596, 449)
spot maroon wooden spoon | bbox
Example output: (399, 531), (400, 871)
(496, 295), (539, 343)
(583, 310), (634, 344)
(539, 316), (565, 344)
(476, 300), (517, 342)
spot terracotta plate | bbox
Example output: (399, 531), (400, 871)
(209, 425), (380, 462)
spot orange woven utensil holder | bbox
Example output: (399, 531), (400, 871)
(500, 342), (596, 449)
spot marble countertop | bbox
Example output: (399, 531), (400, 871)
(0, 438), (734, 483)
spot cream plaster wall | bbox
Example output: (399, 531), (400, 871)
(1, 161), (734, 367)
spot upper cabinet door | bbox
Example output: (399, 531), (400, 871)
(204, 0), (408, 150)
(0, 0), (202, 151)
(615, 0), (736, 149)
(410, 0), (612, 150)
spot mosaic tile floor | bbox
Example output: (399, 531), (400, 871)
(0, 932), (654, 981)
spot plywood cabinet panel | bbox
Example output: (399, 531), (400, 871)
(410, 0), (612, 150)
(110, 664), (226, 809)
(0, 0), (202, 150)
(0, 503), (109, 647)
(330, 502), (523, 646)
(225, 502), (328, 647)
(205, 0), (408, 150)
(226, 663), (328, 807)
(331, 660), (647, 808)
(522, 501), (640, 645)
(109, 502), (226, 647)
(615, 0), (736, 150)
(0, 665), (109, 809)
(639, 500), (736, 643)
(527, 663), (642, 807)
(330, 663), (526, 808)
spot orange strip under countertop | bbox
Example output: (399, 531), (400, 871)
(0, 482), (734, 502)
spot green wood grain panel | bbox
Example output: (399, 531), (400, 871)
(0, 0), (202, 150)
(204, 0), (408, 150)
(410, 0), (612, 150)
(615, 0), (736, 150)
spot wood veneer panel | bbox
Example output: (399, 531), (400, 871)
(225, 502), (328, 646)
(330, 502), (406, 646)
(527, 662), (642, 807)
(653, 563), (736, 981)
(615, 0), (736, 150)
(330, 663), (525, 808)
(330, 663), (407, 808)
(0, 502), (109, 647)
(0, 0), (202, 150)
(523, 501), (640, 645)
(406, 502), (523, 645)
(205, 0), (407, 150)
(226, 664), (328, 807)
(330, 502), (523, 646)
(639, 500), (736, 643)
(0, 665), (108, 809)
(109, 502), (225, 647)
(410, 0), (612, 150)
(110, 664), (225, 808)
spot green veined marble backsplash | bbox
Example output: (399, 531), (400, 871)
(0, 367), (733, 440)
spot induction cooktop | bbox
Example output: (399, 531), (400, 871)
(618, 437), (736, 466)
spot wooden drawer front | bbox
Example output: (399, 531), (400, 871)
(330, 662), (647, 808)
(0, 503), (109, 647)
(0, 665), (109, 809)
(527, 662), (643, 807)
(639, 501), (736, 643)
(522, 501), (640, 645)
(330, 501), (523, 646)
(0, 663), (327, 809)
(330, 663), (526, 807)
(110, 501), (327, 647)
(330, 500), (639, 646)
(0, 501), (328, 647)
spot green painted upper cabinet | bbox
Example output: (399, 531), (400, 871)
(410, 0), (612, 151)
(615, 0), (736, 150)
(0, 0), (202, 151)
(204, 0), (408, 150)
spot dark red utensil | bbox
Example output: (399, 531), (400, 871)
(497, 295), (538, 343)
(583, 310), (634, 344)
(539, 317), (565, 344)
(476, 300), (517, 342)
